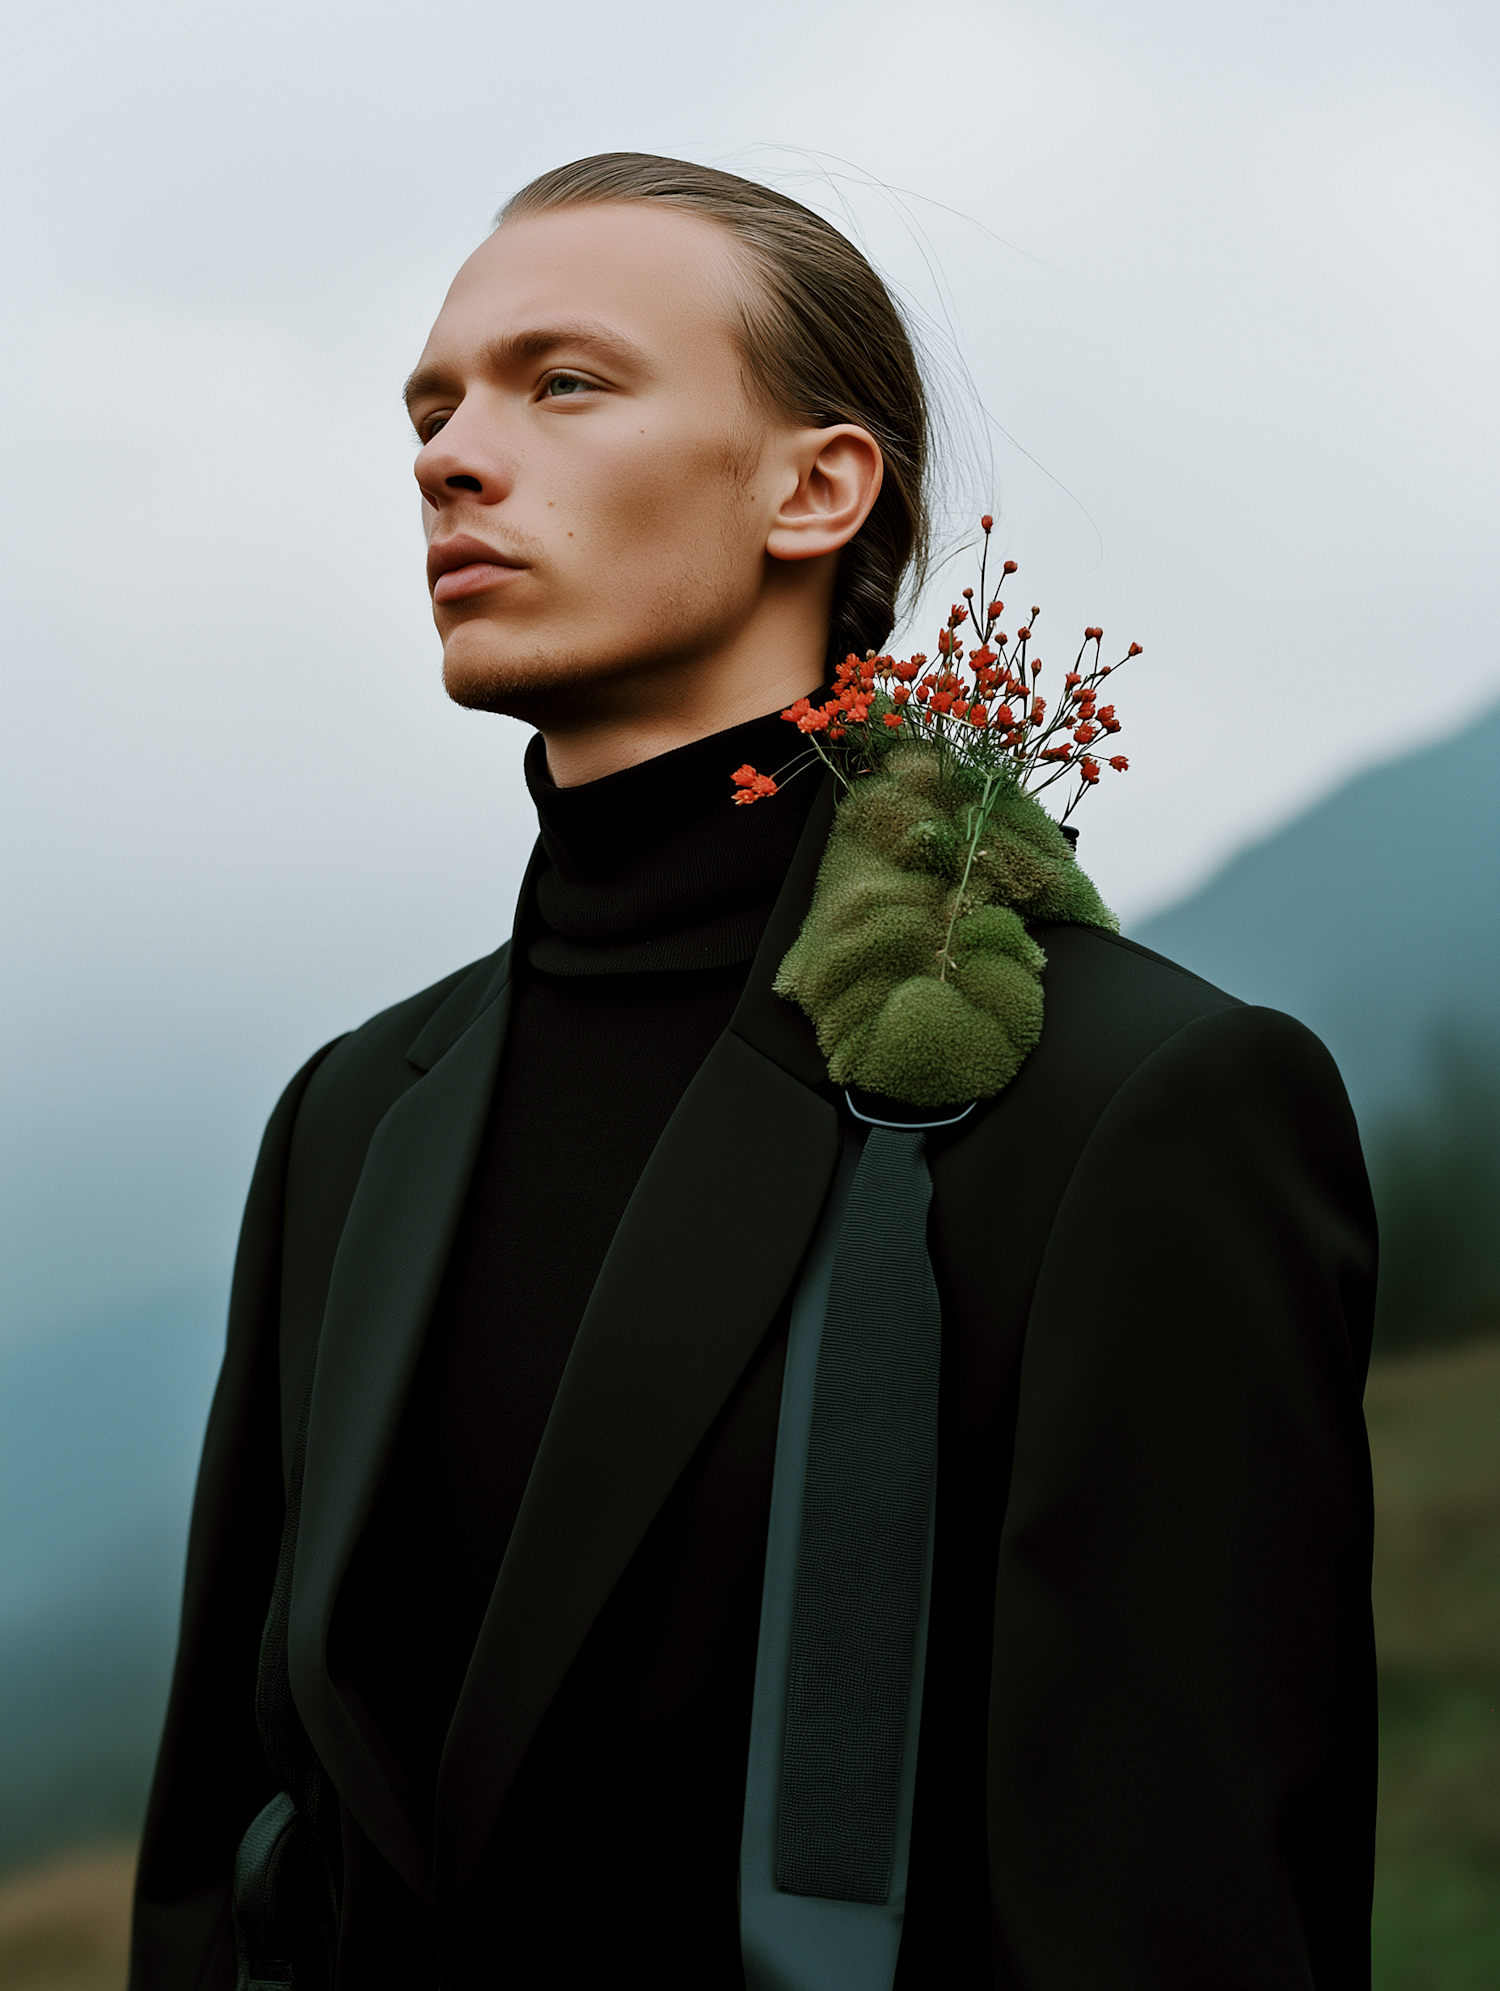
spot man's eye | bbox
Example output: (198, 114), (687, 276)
(419, 414), (450, 441)
(542, 373), (591, 398)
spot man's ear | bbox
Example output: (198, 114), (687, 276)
(765, 425), (884, 563)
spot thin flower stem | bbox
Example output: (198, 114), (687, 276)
(937, 771), (1000, 983)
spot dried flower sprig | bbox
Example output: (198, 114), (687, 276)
(732, 515), (1141, 828)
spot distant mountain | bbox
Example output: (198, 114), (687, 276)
(1133, 700), (1500, 1126)
(1135, 700), (1500, 1351)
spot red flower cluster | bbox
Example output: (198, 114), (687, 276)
(731, 763), (779, 805)
(732, 517), (1142, 828)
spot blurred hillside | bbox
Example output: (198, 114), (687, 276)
(1133, 698), (1500, 1126)
(3, 699), (1499, 1889)
(1135, 699), (1500, 1352)
(1367, 1339), (1500, 1986)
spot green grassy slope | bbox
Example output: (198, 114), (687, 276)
(1369, 1336), (1500, 1986)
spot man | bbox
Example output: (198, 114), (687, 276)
(131, 156), (1377, 1990)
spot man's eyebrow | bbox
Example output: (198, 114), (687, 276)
(402, 321), (650, 410)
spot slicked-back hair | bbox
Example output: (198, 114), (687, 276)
(499, 154), (931, 671)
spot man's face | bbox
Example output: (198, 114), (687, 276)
(406, 201), (789, 721)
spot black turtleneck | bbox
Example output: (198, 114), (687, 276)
(332, 706), (820, 1987)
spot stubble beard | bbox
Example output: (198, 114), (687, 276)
(443, 639), (606, 730)
(438, 562), (756, 734)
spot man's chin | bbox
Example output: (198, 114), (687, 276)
(441, 642), (598, 725)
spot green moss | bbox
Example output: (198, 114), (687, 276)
(775, 744), (1117, 1106)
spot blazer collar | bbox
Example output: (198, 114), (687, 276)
(288, 957), (515, 1898)
(285, 846), (540, 1894)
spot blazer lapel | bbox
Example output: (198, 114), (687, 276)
(288, 954), (515, 1898)
(434, 773), (841, 1918)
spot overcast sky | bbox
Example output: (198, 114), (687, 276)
(3, 0), (1498, 1348)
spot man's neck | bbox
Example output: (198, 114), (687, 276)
(538, 652), (825, 788)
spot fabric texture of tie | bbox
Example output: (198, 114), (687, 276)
(741, 1113), (949, 1991)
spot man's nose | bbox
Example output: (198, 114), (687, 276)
(415, 407), (512, 508)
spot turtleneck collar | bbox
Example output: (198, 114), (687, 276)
(523, 703), (822, 976)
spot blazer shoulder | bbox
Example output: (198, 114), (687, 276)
(1126, 999), (1365, 1157)
(1035, 917), (1243, 1014)
(1022, 920), (1242, 1096)
(271, 944), (509, 1417)
(299, 943), (508, 1119)
(276, 944), (509, 1249)
(1028, 920), (1362, 1126)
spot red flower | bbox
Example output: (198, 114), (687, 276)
(1080, 757), (1101, 783)
(893, 657), (919, 683)
(1109, 755), (1129, 771)
(981, 513), (994, 532)
(1003, 559), (1018, 574)
(893, 684), (912, 706)
(1074, 722), (1098, 745)
(730, 765), (778, 804)
(995, 704), (1015, 729)
(883, 711), (905, 729)
(1128, 642), (1143, 656)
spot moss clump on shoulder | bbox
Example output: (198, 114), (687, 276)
(775, 744), (1117, 1107)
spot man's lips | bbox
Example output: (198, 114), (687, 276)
(427, 535), (527, 605)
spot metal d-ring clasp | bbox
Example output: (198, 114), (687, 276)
(843, 1089), (978, 1133)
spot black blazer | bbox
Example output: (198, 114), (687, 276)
(130, 782), (1377, 1988)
